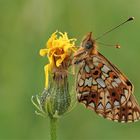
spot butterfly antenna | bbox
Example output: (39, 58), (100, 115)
(95, 17), (134, 41)
(97, 41), (121, 49)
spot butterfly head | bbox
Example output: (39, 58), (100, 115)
(81, 32), (95, 49)
(75, 32), (96, 54)
(73, 32), (97, 64)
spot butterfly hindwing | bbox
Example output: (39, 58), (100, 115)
(76, 53), (136, 122)
(102, 95), (140, 123)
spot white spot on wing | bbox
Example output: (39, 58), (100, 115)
(121, 96), (126, 104)
(93, 57), (99, 62)
(134, 119), (139, 122)
(82, 91), (90, 95)
(82, 100), (87, 104)
(96, 78), (106, 88)
(106, 102), (111, 109)
(89, 62), (94, 69)
(127, 120), (132, 123)
(106, 112), (112, 119)
(89, 102), (95, 108)
(98, 113), (103, 117)
(93, 79), (97, 85)
(94, 62), (99, 66)
(97, 103), (103, 110)
(84, 77), (93, 86)
(85, 65), (90, 73)
(79, 79), (84, 86)
(112, 82), (118, 88)
(114, 78), (121, 84)
(124, 89), (128, 97)
(114, 100), (119, 106)
(101, 74), (106, 80)
(103, 72), (108, 78)
(101, 65), (110, 73)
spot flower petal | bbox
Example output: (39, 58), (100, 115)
(44, 64), (49, 88)
(56, 53), (67, 67)
(40, 31), (77, 70)
(40, 49), (48, 56)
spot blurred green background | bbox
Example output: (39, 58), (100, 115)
(1, 0), (140, 140)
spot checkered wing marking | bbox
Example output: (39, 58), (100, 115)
(102, 95), (140, 123)
(77, 53), (133, 117)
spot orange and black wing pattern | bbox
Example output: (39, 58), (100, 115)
(76, 54), (140, 123)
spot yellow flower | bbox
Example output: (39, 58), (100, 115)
(39, 31), (77, 88)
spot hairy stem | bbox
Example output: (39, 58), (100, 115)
(50, 117), (57, 140)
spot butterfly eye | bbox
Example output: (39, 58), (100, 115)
(85, 41), (93, 49)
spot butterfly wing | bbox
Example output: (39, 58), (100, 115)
(76, 52), (138, 122)
(102, 95), (140, 122)
(98, 52), (134, 92)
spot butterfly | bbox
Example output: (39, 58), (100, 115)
(72, 32), (140, 123)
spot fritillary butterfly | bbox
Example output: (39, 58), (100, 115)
(73, 32), (140, 123)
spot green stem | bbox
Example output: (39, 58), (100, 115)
(50, 117), (57, 140)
